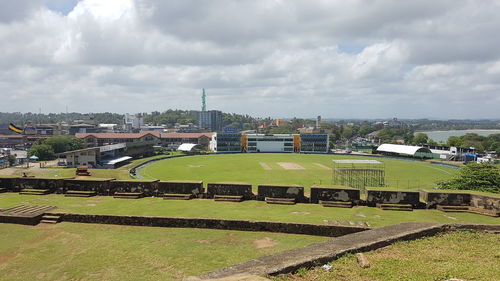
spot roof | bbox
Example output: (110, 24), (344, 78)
(177, 143), (201, 152)
(161, 132), (213, 139)
(75, 131), (160, 139)
(377, 144), (432, 155)
(333, 160), (382, 164)
(105, 156), (132, 165)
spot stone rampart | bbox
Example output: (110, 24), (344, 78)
(310, 186), (360, 204)
(366, 189), (420, 207)
(63, 178), (114, 195)
(420, 190), (471, 208)
(470, 194), (500, 211)
(0, 177), (17, 191)
(207, 183), (254, 200)
(157, 181), (204, 197)
(257, 185), (306, 202)
(17, 177), (66, 193)
(109, 180), (159, 196)
(48, 213), (368, 237)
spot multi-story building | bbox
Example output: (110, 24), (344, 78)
(198, 110), (223, 132)
(299, 134), (329, 153)
(210, 133), (329, 154)
(75, 131), (160, 147)
(211, 133), (242, 153)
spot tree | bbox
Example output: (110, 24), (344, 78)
(42, 136), (85, 153)
(413, 133), (429, 144)
(28, 144), (55, 160)
(437, 163), (499, 193)
(6, 154), (16, 166)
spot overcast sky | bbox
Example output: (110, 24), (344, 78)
(1, 0), (499, 119)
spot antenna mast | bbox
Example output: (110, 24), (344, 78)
(201, 88), (206, 111)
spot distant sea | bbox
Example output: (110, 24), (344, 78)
(416, 130), (500, 143)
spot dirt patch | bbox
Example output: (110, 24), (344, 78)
(259, 162), (272, 170)
(313, 163), (332, 170)
(291, 211), (311, 215)
(197, 240), (210, 244)
(277, 162), (305, 170)
(86, 204), (96, 207)
(0, 253), (17, 265)
(355, 213), (366, 218)
(188, 165), (204, 168)
(254, 237), (277, 249)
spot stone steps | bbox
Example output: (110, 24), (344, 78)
(40, 214), (61, 224)
(468, 207), (499, 217)
(214, 195), (244, 202)
(265, 197), (296, 205)
(162, 193), (193, 200)
(65, 190), (97, 197)
(19, 189), (50, 195)
(113, 192), (143, 199)
(319, 200), (353, 208)
(437, 205), (469, 212)
(376, 203), (413, 211)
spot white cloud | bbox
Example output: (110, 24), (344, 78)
(0, 0), (499, 118)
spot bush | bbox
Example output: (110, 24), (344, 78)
(437, 163), (500, 193)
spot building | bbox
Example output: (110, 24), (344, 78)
(175, 123), (201, 133)
(69, 123), (98, 135)
(376, 144), (436, 159)
(243, 134), (297, 153)
(160, 132), (213, 150)
(211, 133), (242, 153)
(299, 134), (329, 153)
(198, 110), (223, 132)
(210, 133), (329, 154)
(124, 113), (144, 131)
(75, 131), (161, 147)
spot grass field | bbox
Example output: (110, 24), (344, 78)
(0, 223), (326, 281)
(276, 231), (500, 281)
(1, 194), (498, 227)
(140, 153), (457, 191)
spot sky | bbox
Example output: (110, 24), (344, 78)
(0, 0), (499, 119)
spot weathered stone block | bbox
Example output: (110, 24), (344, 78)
(17, 178), (66, 193)
(257, 184), (305, 202)
(0, 177), (18, 192)
(63, 178), (114, 195)
(420, 190), (471, 208)
(109, 180), (159, 197)
(366, 189), (420, 207)
(310, 186), (360, 204)
(207, 182), (254, 200)
(470, 194), (500, 211)
(157, 181), (203, 197)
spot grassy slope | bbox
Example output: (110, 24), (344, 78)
(1, 194), (498, 227)
(140, 154), (457, 191)
(0, 223), (326, 281)
(277, 231), (500, 281)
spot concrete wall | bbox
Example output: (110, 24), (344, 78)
(420, 190), (471, 208)
(206, 183), (254, 200)
(109, 180), (159, 196)
(157, 181), (203, 197)
(310, 186), (360, 204)
(63, 179), (114, 195)
(17, 177), (66, 193)
(257, 185), (306, 202)
(470, 194), (500, 211)
(366, 190), (420, 207)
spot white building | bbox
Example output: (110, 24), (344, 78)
(124, 114), (144, 130)
(246, 134), (296, 153)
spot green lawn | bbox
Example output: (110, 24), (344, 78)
(0, 223), (326, 281)
(1, 194), (498, 228)
(140, 154), (457, 192)
(276, 231), (500, 281)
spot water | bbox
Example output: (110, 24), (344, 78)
(416, 130), (500, 143)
